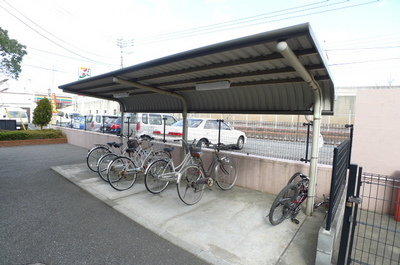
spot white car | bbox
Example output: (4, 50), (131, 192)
(153, 118), (246, 149)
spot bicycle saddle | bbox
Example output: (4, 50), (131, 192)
(164, 147), (174, 153)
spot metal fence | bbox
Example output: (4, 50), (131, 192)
(62, 118), (351, 165)
(326, 137), (352, 231)
(232, 121), (351, 165)
(349, 172), (400, 264)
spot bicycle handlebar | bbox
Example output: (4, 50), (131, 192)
(173, 139), (198, 153)
(209, 142), (235, 151)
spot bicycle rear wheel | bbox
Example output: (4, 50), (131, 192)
(268, 183), (298, 225)
(177, 165), (205, 205)
(215, 156), (237, 191)
(107, 156), (138, 191)
(87, 146), (111, 172)
(97, 153), (118, 182)
(144, 159), (172, 194)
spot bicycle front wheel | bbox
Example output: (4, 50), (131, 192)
(288, 172), (308, 187)
(87, 146), (111, 172)
(215, 156), (237, 191)
(107, 156), (138, 191)
(97, 153), (118, 182)
(268, 183), (298, 225)
(144, 159), (173, 194)
(177, 165), (205, 205)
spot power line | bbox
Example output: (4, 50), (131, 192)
(326, 46), (400, 51)
(27, 46), (120, 68)
(136, 0), (330, 43)
(0, 1), (116, 66)
(134, 0), (378, 45)
(329, 57), (400, 66)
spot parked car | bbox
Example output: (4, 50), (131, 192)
(72, 116), (86, 130)
(0, 106), (29, 130)
(86, 114), (118, 132)
(153, 118), (247, 149)
(117, 113), (178, 137)
(52, 109), (82, 126)
(99, 116), (120, 133)
(110, 123), (121, 134)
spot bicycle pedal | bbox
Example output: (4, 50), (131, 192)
(291, 218), (300, 224)
(207, 178), (214, 188)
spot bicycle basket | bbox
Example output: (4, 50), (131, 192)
(189, 144), (201, 154)
(140, 140), (151, 150)
(128, 139), (139, 149)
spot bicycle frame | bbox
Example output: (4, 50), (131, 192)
(149, 140), (198, 183)
(292, 180), (308, 215)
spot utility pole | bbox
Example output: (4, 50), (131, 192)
(117, 38), (134, 68)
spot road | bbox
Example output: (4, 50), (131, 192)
(238, 138), (335, 165)
(0, 144), (208, 265)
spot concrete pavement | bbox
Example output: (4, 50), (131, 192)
(0, 144), (206, 265)
(52, 161), (327, 265)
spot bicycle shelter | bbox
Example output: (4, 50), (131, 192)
(59, 23), (335, 215)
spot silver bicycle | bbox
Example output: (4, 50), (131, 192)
(105, 137), (169, 191)
(144, 140), (206, 205)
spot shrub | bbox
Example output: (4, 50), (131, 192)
(0, 129), (64, 141)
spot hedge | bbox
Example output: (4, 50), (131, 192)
(0, 129), (65, 141)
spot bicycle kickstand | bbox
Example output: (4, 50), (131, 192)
(291, 218), (300, 225)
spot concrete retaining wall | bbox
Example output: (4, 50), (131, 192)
(60, 127), (333, 199)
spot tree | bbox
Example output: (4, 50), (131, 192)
(33, 98), (52, 129)
(0, 27), (27, 80)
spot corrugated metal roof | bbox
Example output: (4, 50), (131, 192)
(59, 23), (334, 115)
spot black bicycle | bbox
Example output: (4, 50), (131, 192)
(267, 172), (328, 225)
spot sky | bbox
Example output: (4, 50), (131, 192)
(0, 0), (399, 95)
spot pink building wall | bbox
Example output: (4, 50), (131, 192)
(352, 89), (400, 177)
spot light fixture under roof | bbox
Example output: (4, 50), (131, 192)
(113, 92), (130, 98)
(195, 80), (231, 91)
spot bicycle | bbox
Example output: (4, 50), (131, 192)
(105, 137), (169, 191)
(188, 142), (238, 190)
(96, 137), (141, 182)
(175, 142), (238, 205)
(267, 172), (329, 225)
(144, 139), (205, 205)
(86, 130), (133, 172)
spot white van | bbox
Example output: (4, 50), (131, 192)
(52, 110), (82, 126)
(0, 107), (29, 130)
(120, 113), (178, 137)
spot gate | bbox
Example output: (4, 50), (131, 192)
(338, 166), (400, 264)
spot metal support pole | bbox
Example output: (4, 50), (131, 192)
(277, 41), (323, 216)
(162, 117), (167, 143)
(113, 77), (189, 157)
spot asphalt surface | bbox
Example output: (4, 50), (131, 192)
(0, 144), (208, 265)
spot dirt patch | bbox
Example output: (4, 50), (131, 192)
(0, 138), (68, 147)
